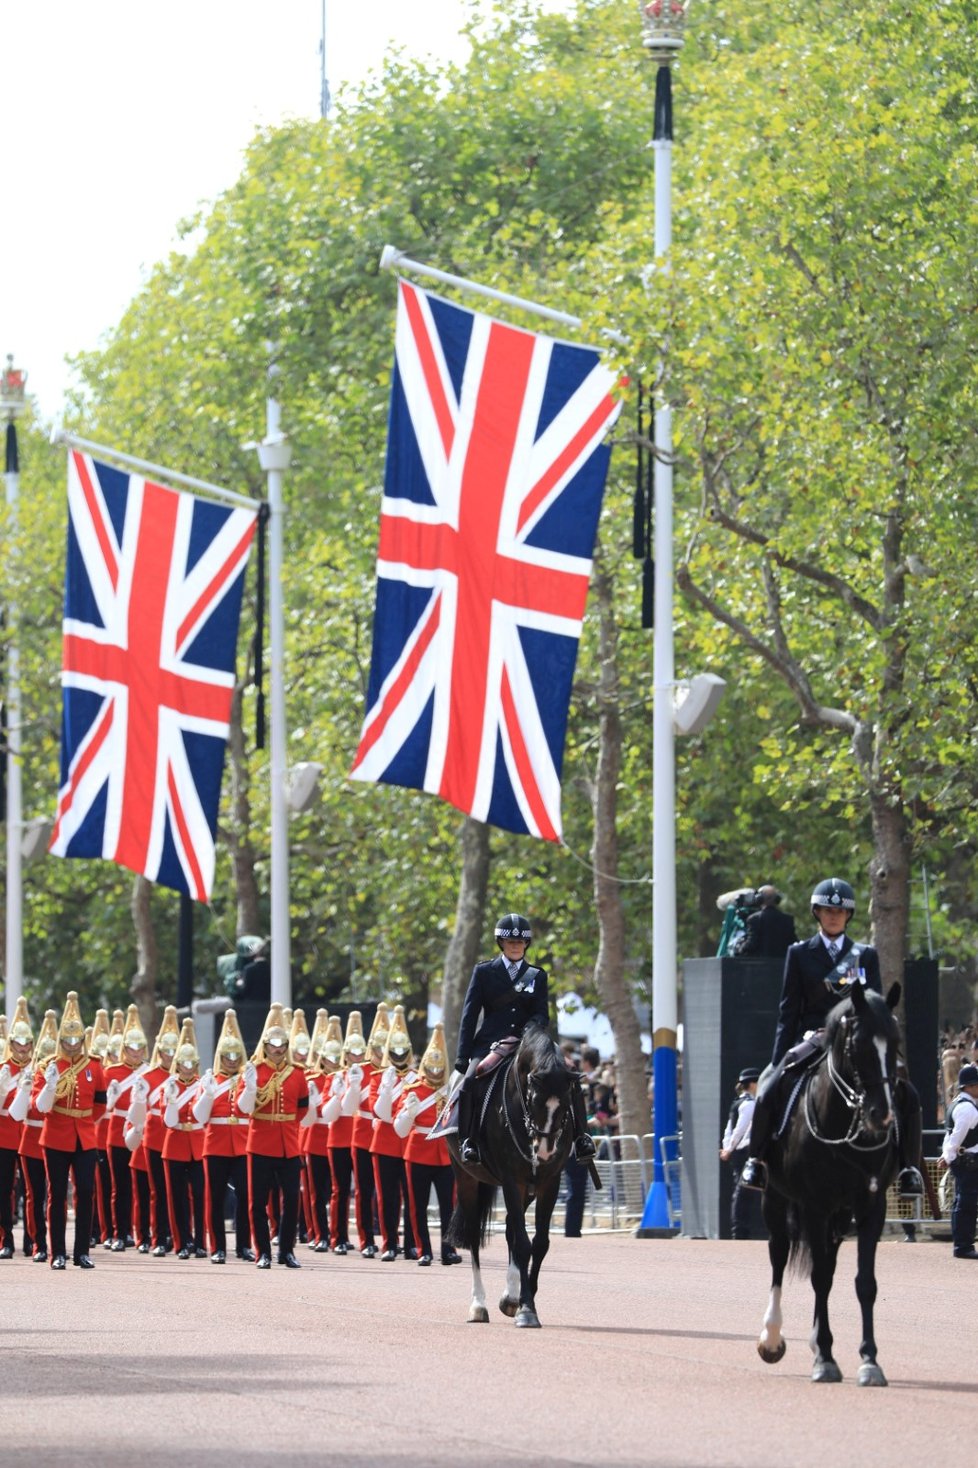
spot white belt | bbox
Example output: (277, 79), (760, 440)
(416, 1126), (434, 1136)
(25, 1119), (42, 1128)
(0, 1108), (11, 1119)
(207, 1117), (242, 1126)
(357, 1109), (373, 1121)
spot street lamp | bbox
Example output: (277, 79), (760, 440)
(635, 0), (688, 1235)
(2, 355), (27, 1020)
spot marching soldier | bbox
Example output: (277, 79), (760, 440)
(289, 1011), (314, 1248)
(346, 1002), (390, 1258)
(394, 1021), (460, 1265)
(88, 1009), (113, 1246)
(0, 998), (34, 1257)
(134, 1008), (180, 1255)
(371, 1005), (418, 1261)
(238, 1002), (312, 1269)
(34, 992), (106, 1269)
(303, 1010), (337, 1252)
(20, 1010), (57, 1263)
(162, 1018), (207, 1259)
(194, 1009), (253, 1262)
(103, 1005), (150, 1251)
(321, 1012), (364, 1255)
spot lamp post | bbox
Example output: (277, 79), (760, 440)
(2, 355), (27, 1021)
(637, 0), (688, 1235)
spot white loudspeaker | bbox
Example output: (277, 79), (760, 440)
(286, 761), (322, 812)
(673, 673), (726, 737)
(21, 818), (54, 862)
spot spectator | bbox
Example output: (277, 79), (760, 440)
(740, 885), (798, 960)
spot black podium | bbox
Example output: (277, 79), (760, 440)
(680, 956), (938, 1239)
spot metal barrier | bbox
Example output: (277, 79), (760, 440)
(581, 1134), (675, 1229)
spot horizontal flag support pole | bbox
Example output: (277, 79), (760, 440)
(380, 245), (626, 345)
(51, 428), (262, 511)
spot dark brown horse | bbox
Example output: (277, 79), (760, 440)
(447, 1025), (575, 1328)
(757, 981), (902, 1385)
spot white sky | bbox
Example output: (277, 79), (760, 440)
(3, 1), (569, 421)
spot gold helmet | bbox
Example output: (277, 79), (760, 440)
(213, 1009), (246, 1075)
(0, 1013), (6, 1047)
(121, 1004), (148, 1063)
(381, 1005), (413, 1075)
(88, 1008), (111, 1062)
(33, 1010), (59, 1068)
(366, 1002), (391, 1066)
(307, 1009), (330, 1068)
(418, 1022), (448, 1088)
(253, 1003), (291, 1067)
(342, 1010), (366, 1066)
(58, 991), (87, 1059)
(289, 1009), (312, 1068)
(318, 1015), (344, 1075)
(106, 1008), (126, 1065)
(171, 1017), (200, 1077)
(151, 1006), (181, 1069)
(4, 996), (34, 1064)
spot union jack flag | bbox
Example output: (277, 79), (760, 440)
(49, 451), (258, 900)
(350, 282), (621, 840)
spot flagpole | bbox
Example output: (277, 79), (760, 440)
(636, 0), (687, 1237)
(254, 368), (292, 1009)
(50, 429), (261, 511)
(2, 357), (27, 1022)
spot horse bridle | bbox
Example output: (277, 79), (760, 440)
(503, 1058), (570, 1168)
(803, 1021), (898, 1153)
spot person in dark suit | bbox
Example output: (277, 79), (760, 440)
(453, 912), (595, 1167)
(740, 877), (922, 1198)
(740, 886), (798, 960)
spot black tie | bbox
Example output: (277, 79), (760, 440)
(827, 942), (839, 963)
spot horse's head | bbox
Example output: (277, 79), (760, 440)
(827, 981), (902, 1139)
(514, 1025), (575, 1166)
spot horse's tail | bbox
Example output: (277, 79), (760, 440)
(447, 1181), (496, 1251)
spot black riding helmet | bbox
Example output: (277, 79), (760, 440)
(810, 877), (855, 924)
(495, 913), (532, 948)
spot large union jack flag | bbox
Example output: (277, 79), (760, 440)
(49, 451), (258, 900)
(350, 282), (621, 840)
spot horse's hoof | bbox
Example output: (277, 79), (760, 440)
(467, 1306), (490, 1324)
(811, 1360), (843, 1383)
(498, 1293), (519, 1318)
(857, 1362), (888, 1388)
(757, 1339), (787, 1365)
(514, 1307), (541, 1328)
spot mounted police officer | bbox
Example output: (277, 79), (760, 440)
(453, 913), (596, 1168)
(740, 877), (923, 1198)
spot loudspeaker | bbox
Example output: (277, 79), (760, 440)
(673, 673), (726, 737)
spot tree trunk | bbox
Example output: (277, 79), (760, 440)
(590, 547), (649, 1144)
(440, 817), (490, 1061)
(130, 875), (159, 1036)
(225, 684), (261, 937)
(868, 787), (911, 990)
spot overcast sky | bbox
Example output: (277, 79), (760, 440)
(2, 1), (551, 420)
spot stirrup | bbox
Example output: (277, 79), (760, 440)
(739, 1157), (767, 1191)
(897, 1166), (924, 1199)
(574, 1134), (596, 1162)
(460, 1138), (481, 1165)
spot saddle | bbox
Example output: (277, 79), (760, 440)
(773, 1043), (826, 1140)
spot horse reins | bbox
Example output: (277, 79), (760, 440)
(803, 1026), (897, 1153)
(502, 1055), (570, 1169)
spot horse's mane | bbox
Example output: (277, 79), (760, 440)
(518, 1023), (564, 1074)
(823, 986), (898, 1049)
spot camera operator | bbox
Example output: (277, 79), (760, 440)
(740, 885), (797, 960)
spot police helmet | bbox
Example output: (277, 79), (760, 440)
(810, 878), (855, 920)
(495, 912), (532, 948)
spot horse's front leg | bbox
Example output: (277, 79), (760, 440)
(497, 1212), (520, 1318)
(854, 1194), (888, 1387)
(527, 1173), (560, 1301)
(758, 1187), (788, 1364)
(500, 1180), (537, 1328)
(808, 1216), (842, 1383)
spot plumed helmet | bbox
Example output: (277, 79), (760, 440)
(289, 1009), (312, 1067)
(89, 1009), (111, 1061)
(33, 1010), (59, 1067)
(58, 992), (88, 1055)
(307, 1009), (330, 1067)
(4, 996), (34, 1062)
(171, 1017), (200, 1076)
(121, 1004), (148, 1058)
(342, 1011), (366, 1064)
(418, 1023), (448, 1088)
(106, 1009), (126, 1064)
(213, 1009), (246, 1074)
(151, 1006), (181, 1069)
(366, 1003), (391, 1065)
(317, 1015), (344, 1073)
(253, 1003), (290, 1065)
(494, 912), (532, 947)
(810, 878), (856, 917)
(381, 1005), (414, 1074)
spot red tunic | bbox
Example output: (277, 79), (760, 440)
(325, 1071), (354, 1150)
(142, 1065), (172, 1153)
(17, 1089), (46, 1162)
(202, 1076), (250, 1159)
(369, 1068), (408, 1160)
(241, 1063), (309, 1159)
(35, 1056), (106, 1153)
(305, 1073), (334, 1158)
(161, 1081), (205, 1163)
(397, 1081), (451, 1167)
(102, 1061), (148, 1149)
(0, 1064), (26, 1151)
(350, 1063), (380, 1151)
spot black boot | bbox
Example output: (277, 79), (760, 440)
(570, 1079), (596, 1162)
(740, 1073), (775, 1190)
(457, 1082), (480, 1165)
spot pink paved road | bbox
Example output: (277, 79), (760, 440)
(1, 1232), (973, 1466)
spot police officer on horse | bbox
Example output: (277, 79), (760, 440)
(453, 912), (596, 1169)
(740, 876), (923, 1198)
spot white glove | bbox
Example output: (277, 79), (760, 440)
(0, 1065), (11, 1095)
(393, 1092), (420, 1138)
(320, 1086), (343, 1124)
(192, 1088), (215, 1125)
(300, 1086), (318, 1129)
(307, 1081), (321, 1114)
(201, 1068), (218, 1098)
(126, 1095), (148, 1127)
(17, 1065), (33, 1090)
(164, 1076), (180, 1105)
(8, 1081), (31, 1123)
(379, 1066), (397, 1092)
(237, 1063), (258, 1116)
(374, 1081), (395, 1124)
(45, 1060), (59, 1088)
(123, 1120), (144, 1152)
(330, 1072), (344, 1098)
(244, 1061), (257, 1090)
(340, 1071), (361, 1117)
(132, 1076), (150, 1104)
(347, 1063), (363, 1086)
(36, 1061), (60, 1113)
(105, 1079), (121, 1110)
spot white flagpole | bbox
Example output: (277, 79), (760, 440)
(254, 369), (292, 1009)
(2, 357), (27, 1022)
(51, 429), (262, 511)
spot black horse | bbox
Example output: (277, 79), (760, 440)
(757, 981), (902, 1386)
(446, 1025), (576, 1328)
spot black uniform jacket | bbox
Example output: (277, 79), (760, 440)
(771, 933), (882, 1067)
(455, 955), (550, 1068)
(741, 905), (798, 959)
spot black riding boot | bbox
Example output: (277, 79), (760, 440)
(456, 1081), (480, 1165)
(740, 1078), (775, 1191)
(895, 1077), (924, 1198)
(571, 1080), (596, 1163)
